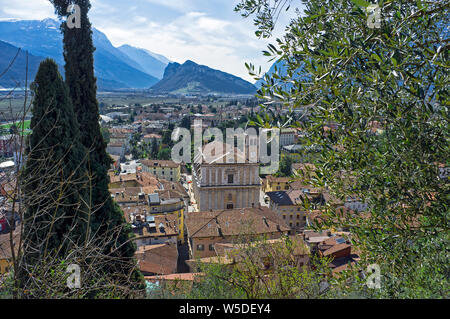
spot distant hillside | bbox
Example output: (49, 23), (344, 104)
(0, 18), (165, 90)
(150, 60), (257, 95)
(0, 40), (64, 89)
(118, 45), (169, 79)
(255, 60), (310, 90)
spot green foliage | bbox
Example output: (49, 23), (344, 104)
(151, 138), (159, 158)
(187, 236), (337, 299)
(180, 116), (191, 130)
(157, 147), (171, 160)
(50, 0), (143, 291)
(100, 127), (110, 144)
(237, 0), (449, 298)
(278, 155), (293, 177)
(22, 59), (88, 258)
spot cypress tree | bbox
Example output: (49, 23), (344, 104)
(22, 58), (88, 259)
(50, 0), (141, 286)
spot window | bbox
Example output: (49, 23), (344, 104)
(276, 186), (281, 190)
(290, 215), (293, 219)
(197, 244), (204, 251)
(228, 193), (232, 200)
(209, 244), (215, 251)
(297, 215), (300, 219)
(228, 174), (234, 184)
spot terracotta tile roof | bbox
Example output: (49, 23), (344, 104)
(109, 187), (149, 204)
(109, 171), (160, 187)
(143, 134), (162, 139)
(287, 189), (310, 205)
(133, 214), (179, 239)
(141, 185), (160, 194)
(141, 160), (180, 169)
(320, 243), (351, 257)
(321, 192), (344, 206)
(186, 207), (290, 239)
(158, 180), (188, 198)
(157, 189), (187, 201)
(288, 181), (312, 190)
(121, 205), (151, 223)
(329, 255), (359, 275)
(135, 243), (178, 275)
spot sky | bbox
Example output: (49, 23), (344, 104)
(0, 0), (301, 82)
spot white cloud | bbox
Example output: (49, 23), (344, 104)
(0, 0), (54, 20)
(94, 8), (280, 82)
(143, 0), (195, 12)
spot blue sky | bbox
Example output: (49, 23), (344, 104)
(0, 0), (301, 82)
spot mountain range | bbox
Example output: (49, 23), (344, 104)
(0, 18), (257, 94)
(255, 59), (310, 90)
(0, 40), (61, 89)
(0, 18), (167, 90)
(150, 60), (257, 95)
(118, 45), (169, 80)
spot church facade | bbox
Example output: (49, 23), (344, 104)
(192, 140), (261, 211)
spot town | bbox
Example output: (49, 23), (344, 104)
(0, 0), (447, 302)
(1, 93), (448, 296)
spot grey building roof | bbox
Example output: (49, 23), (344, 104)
(266, 191), (294, 206)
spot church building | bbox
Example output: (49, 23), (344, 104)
(192, 137), (261, 211)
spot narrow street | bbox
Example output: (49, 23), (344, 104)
(177, 239), (190, 273)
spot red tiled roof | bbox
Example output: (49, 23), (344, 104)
(136, 243), (178, 275)
(141, 160), (180, 169)
(186, 207), (289, 239)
